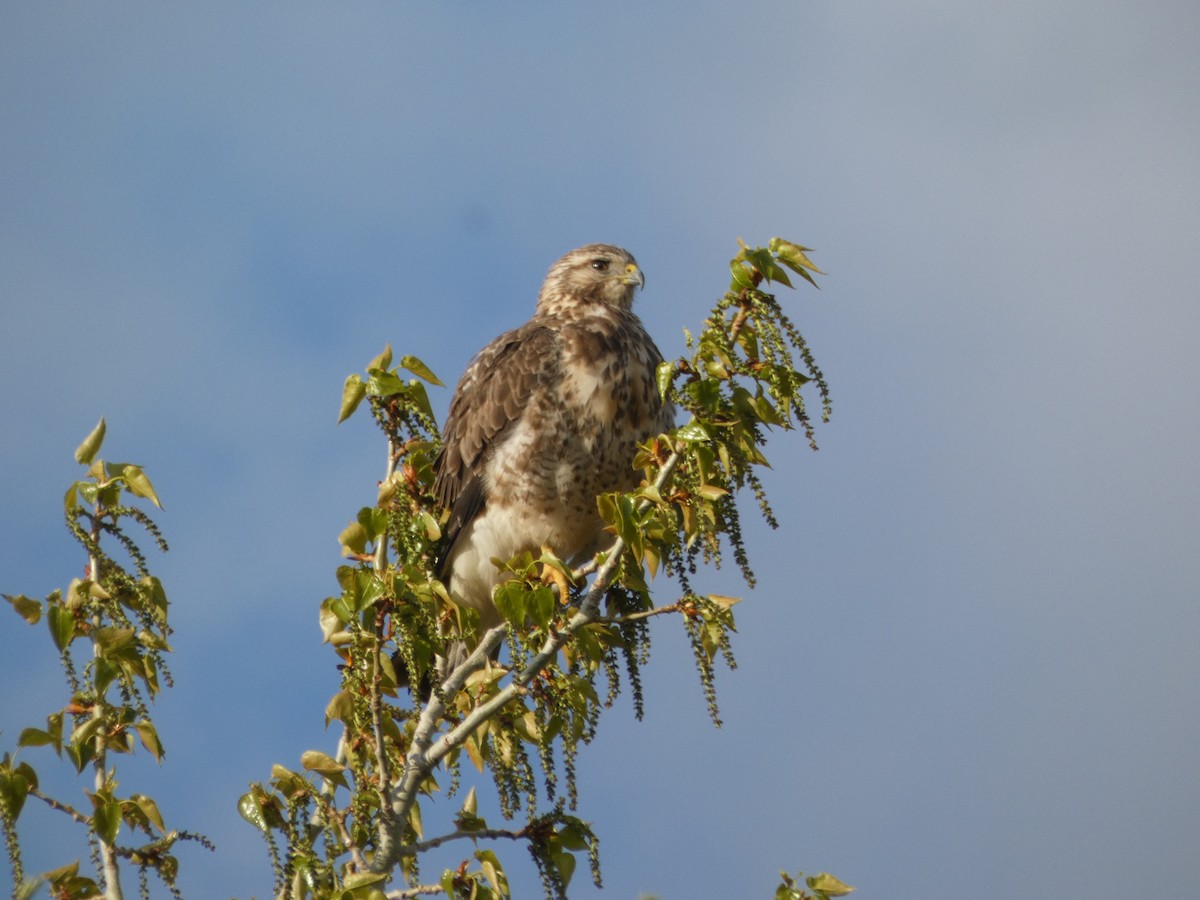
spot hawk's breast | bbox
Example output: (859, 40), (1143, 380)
(483, 310), (668, 562)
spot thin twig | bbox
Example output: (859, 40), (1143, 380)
(397, 825), (531, 857)
(593, 601), (685, 624)
(29, 787), (91, 825)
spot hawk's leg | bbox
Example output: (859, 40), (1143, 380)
(540, 543), (574, 606)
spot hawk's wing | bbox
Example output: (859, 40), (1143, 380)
(433, 321), (560, 572)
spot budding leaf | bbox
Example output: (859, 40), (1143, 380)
(74, 417), (106, 465)
(338, 373), (367, 424)
(238, 793), (270, 834)
(3, 593), (41, 624)
(300, 750), (350, 789)
(400, 354), (445, 386)
(47, 606), (75, 652)
(368, 344), (394, 372)
(135, 722), (165, 761)
(121, 464), (162, 508)
(656, 359), (676, 402)
(807, 872), (855, 896)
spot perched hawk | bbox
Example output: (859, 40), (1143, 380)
(433, 244), (675, 650)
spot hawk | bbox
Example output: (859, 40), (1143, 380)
(432, 244), (675, 660)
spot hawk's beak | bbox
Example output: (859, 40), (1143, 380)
(623, 263), (645, 290)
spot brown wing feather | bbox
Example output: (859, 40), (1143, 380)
(433, 322), (561, 570)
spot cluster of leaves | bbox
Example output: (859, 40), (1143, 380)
(239, 240), (840, 899)
(1, 419), (210, 900)
(775, 870), (855, 900)
(605, 237), (832, 723)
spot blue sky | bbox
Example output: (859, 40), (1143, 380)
(2, 2), (1197, 897)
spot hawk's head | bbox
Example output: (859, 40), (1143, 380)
(536, 244), (645, 315)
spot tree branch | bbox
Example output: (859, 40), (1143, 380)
(88, 508), (124, 900)
(385, 886), (444, 899)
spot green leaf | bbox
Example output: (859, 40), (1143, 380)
(135, 722), (165, 761)
(769, 237), (823, 287)
(94, 626), (136, 656)
(18, 727), (55, 749)
(141, 575), (169, 622)
(0, 766), (32, 819)
(744, 246), (775, 278)
(3, 593), (41, 624)
(807, 872), (855, 896)
(237, 792), (270, 834)
(476, 848), (507, 893)
(368, 344), (394, 372)
(555, 849), (576, 889)
(300, 749), (344, 774)
(674, 420), (712, 443)
(528, 585), (556, 629)
(93, 797), (121, 844)
(74, 479), (99, 507)
(121, 464), (162, 508)
(14, 876), (44, 900)
(417, 509), (442, 541)
(65, 737), (95, 773)
(557, 821), (590, 851)
(493, 582), (526, 626)
(339, 520), (370, 556)
(461, 785), (478, 817)
(354, 571), (386, 613)
(75, 417), (106, 465)
(136, 628), (171, 652)
(325, 690), (354, 727)
(70, 715), (104, 748)
(655, 359), (675, 402)
(47, 605), (76, 652)
(770, 237), (824, 272)
(765, 261), (794, 288)
(399, 354), (445, 386)
(338, 373), (368, 424)
(130, 793), (166, 832)
(270, 764), (310, 799)
(408, 797), (423, 839)
(301, 749), (349, 789)
(357, 505), (389, 539)
(319, 597), (345, 640)
(343, 871), (390, 889)
(730, 260), (755, 291)
(405, 380), (437, 422)
(41, 862), (98, 896)
(365, 370), (408, 398)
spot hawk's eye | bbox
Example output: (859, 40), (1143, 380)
(590, 259), (610, 272)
